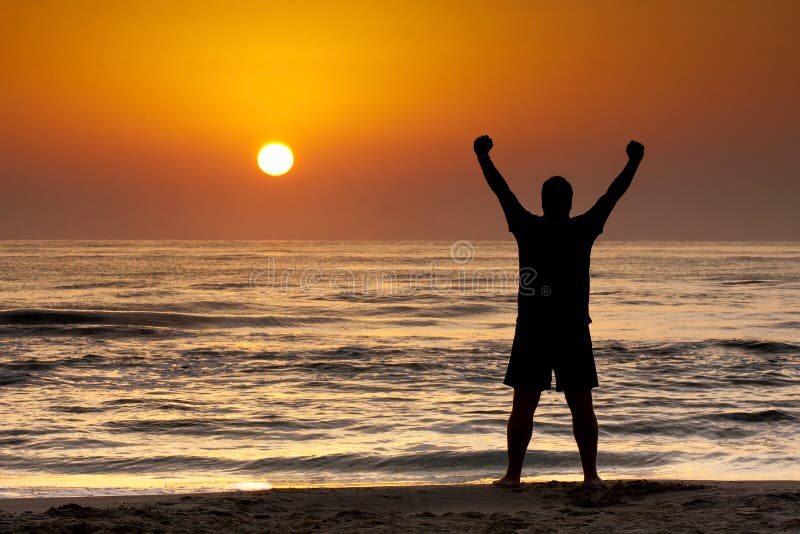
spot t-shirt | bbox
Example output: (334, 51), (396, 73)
(505, 195), (614, 328)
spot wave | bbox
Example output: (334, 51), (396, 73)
(0, 324), (181, 340)
(773, 321), (800, 329)
(299, 360), (447, 375)
(0, 449), (675, 475)
(0, 372), (28, 386)
(718, 279), (780, 286)
(600, 417), (778, 438)
(0, 309), (344, 330)
(596, 339), (800, 357)
(717, 339), (800, 354)
(314, 292), (447, 303)
(420, 303), (498, 317)
(709, 409), (795, 423)
(0, 354), (114, 385)
(190, 282), (254, 290)
(56, 281), (145, 290)
(382, 319), (442, 327)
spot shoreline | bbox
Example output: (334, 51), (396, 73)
(1, 480), (798, 532)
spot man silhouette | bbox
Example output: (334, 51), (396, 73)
(474, 135), (644, 486)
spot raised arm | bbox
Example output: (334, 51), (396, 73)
(583, 140), (644, 232)
(606, 140), (644, 204)
(474, 135), (529, 231)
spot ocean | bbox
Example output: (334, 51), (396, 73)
(0, 241), (798, 497)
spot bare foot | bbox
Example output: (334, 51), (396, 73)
(583, 475), (605, 487)
(492, 476), (521, 488)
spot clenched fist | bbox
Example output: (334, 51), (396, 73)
(474, 135), (493, 158)
(626, 140), (644, 162)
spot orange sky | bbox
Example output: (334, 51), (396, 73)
(1, 0), (798, 239)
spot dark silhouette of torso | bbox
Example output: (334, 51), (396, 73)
(510, 199), (610, 329)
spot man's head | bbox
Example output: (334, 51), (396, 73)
(541, 176), (572, 219)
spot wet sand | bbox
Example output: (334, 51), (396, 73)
(1, 480), (798, 533)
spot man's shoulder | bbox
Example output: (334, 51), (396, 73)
(510, 211), (540, 235)
(569, 212), (604, 237)
(569, 212), (594, 224)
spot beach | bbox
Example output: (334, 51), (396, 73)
(1, 480), (799, 532)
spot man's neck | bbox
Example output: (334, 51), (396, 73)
(542, 213), (570, 222)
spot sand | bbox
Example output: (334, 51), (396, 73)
(0, 480), (798, 533)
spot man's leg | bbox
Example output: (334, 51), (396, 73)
(564, 390), (602, 485)
(493, 388), (541, 487)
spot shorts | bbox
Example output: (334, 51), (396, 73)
(502, 319), (598, 392)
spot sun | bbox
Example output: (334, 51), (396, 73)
(257, 143), (294, 176)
